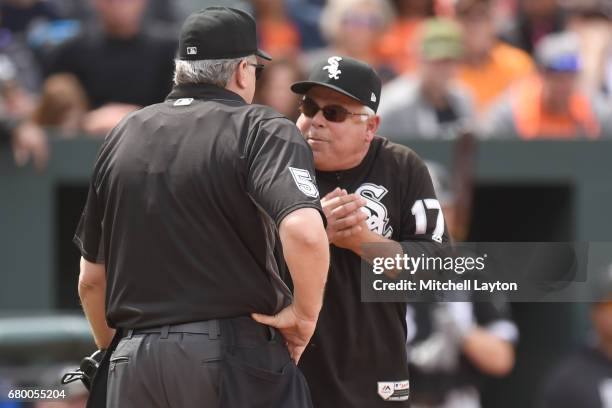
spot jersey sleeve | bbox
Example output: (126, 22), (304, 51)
(73, 180), (105, 264)
(72, 134), (113, 264)
(245, 117), (324, 227)
(400, 156), (450, 246)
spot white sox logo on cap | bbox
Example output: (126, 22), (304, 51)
(323, 56), (342, 80)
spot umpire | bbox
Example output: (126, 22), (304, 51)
(74, 7), (329, 408)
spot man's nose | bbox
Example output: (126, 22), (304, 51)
(311, 109), (326, 128)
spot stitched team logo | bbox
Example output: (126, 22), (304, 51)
(186, 47), (197, 55)
(288, 167), (319, 198)
(356, 183), (392, 238)
(323, 56), (342, 80)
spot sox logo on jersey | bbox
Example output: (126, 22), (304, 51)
(356, 183), (393, 238)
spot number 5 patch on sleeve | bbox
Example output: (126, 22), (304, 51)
(288, 167), (319, 198)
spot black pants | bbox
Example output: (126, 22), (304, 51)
(106, 317), (313, 408)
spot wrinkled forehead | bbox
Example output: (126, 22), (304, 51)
(304, 85), (364, 110)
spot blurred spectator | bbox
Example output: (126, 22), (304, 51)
(254, 58), (304, 121)
(0, 0), (58, 35)
(178, 0), (250, 18)
(285, 0), (326, 50)
(564, 0), (612, 94)
(499, 0), (565, 55)
(377, 0), (436, 75)
(0, 38), (47, 170)
(44, 0), (177, 136)
(407, 161), (517, 408)
(0, 25), (43, 92)
(378, 18), (474, 140)
(47, 0), (186, 27)
(305, 0), (396, 81)
(32, 73), (88, 137)
(1, 116), (49, 171)
(252, 0), (301, 57)
(455, 0), (534, 115)
(483, 31), (612, 140)
(540, 296), (612, 407)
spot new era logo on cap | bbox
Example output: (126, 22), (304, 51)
(186, 47), (197, 55)
(371, 92), (377, 102)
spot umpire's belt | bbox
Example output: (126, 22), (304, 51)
(123, 320), (220, 340)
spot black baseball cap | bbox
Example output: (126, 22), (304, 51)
(291, 56), (382, 112)
(179, 7), (271, 61)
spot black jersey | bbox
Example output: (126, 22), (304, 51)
(406, 300), (518, 405)
(298, 136), (449, 407)
(541, 345), (612, 408)
(74, 83), (324, 329)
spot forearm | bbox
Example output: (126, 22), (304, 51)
(461, 327), (515, 376)
(350, 232), (404, 278)
(79, 281), (115, 348)
(280, 209), (330, 320)
(354, 231), (402, 260)
(78, 258), (115, 348)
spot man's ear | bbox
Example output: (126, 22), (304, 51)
(234, 59), (249, 90)
(365, 115), (380, 142)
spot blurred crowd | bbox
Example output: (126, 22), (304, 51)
(1, 0), (612, 170)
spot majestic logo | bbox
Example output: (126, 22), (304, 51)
(377, 380), (409, 401)
(186, 47), (197, 55)
(288, 167), (319, 198)
(356, 183), (392, 238)
(323, 56), (342, 80)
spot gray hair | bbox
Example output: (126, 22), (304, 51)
(173, 57), (246, 87)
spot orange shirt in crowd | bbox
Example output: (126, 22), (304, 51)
(377, 19), (423, 75)
(458, 42), (534, 114)
(511, 76), (600, 139)
(258, 20), (301, 57)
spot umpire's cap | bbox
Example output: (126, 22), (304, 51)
(291, 56), (382, 112)
(179, 7), (271, 61)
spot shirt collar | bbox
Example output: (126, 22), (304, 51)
(166, 83), (246, 104)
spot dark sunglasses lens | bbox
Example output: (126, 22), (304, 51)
(301, 99), (319, 117)
(322, 106), (347, 122)
(255, 66), (263, 80)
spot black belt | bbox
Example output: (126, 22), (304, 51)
(123, 320), (220, 340)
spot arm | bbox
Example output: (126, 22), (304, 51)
(279, 208), (329, 320)
(78, 257), (115, 349)
(461, 327), (515, 376)
(253, 208), (329, 363)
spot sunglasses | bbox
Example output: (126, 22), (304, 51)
(247, 63), (265, 80)
(299, 97), (370, 123)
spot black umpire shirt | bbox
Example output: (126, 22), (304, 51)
(298, 136), (449, 408)
(74, 83), (324, 329)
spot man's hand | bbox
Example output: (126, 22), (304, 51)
(252, 304), (317, 363)
(321, 188), (368, 245)
(11, 121), (49, 171)
(82, 103), (140, 135)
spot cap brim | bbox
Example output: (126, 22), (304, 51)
(290, 81), (363, 104)
(256, 49), (272, 61)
